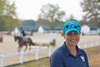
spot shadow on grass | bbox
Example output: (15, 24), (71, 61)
(6, 57), (50, 67)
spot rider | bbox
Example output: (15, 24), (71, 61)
(20, 27), (27, 42)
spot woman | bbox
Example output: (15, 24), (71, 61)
(50, 20), (90, 67)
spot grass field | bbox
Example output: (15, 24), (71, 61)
(7, 45), (100, 67)
(85, 46), (100, 67)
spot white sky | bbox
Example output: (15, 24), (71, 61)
(10, 0), (84, 20)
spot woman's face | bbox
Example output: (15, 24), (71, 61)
(64, 31), (80, 46)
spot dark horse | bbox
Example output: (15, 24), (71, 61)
(14, 36), (35, 52)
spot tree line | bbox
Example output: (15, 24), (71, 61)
(0, 0), (19, 31)
(0, 0), (100, 31)
(81, 0), (100, 27)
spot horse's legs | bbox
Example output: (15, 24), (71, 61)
(28, 39), (32, 50)
(29, 44), (31, 50)
(29, 41), (34, 50)
(24, 45), (27, 51)
(18, 46), (21, 52)
(18, 47), (20, 52)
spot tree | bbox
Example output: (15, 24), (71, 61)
(37, 4), (65, 29)
(0, 0), (19, 31)
(0, 0), (17, 18)
(98, 0), (100, 2)
(81, 0), (100, 27)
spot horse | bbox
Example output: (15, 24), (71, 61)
(14, 36), (36, 52)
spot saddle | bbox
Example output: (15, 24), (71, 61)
(22, 36), (28, 43)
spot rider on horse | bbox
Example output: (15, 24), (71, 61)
(20, 27), (27, 42)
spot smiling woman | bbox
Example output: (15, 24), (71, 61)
(50, 20), (90, 67)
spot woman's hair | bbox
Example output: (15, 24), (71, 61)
(67, 19), (78, 22)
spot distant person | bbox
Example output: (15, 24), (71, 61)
(50, 20), (90, 67)
(20, 27), (26, 36)
(20, 27), (27, 42)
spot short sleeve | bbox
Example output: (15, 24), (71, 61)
(50, 51), (64, 67)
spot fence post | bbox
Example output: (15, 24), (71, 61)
(0, 55), (5, 67)
(84, 41), (87, 48)
(96, 39), (99, 46)
(19, 51), (24, 64)
(35, 48), (39, 60)
(48, 47), (51, 57)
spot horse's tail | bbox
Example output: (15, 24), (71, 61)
(28, 38), (35, 46)
(32, 42), (36, 46)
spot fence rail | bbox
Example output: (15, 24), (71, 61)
(0, 39), (100, 67)
(0, 46), (53, 67)
(79, 39), (100, 48)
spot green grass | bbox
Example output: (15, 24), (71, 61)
(6, 57), (50, 67)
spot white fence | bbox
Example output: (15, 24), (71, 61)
(78, 39), (100, 48)
(0, 39), (100, 67)
(0, 46), (54, 67)
(0, 38), (55, 67)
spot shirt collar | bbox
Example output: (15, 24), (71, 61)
(62, 42), (82, 56)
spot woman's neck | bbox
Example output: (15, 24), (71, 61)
(66, 44), (77, 56)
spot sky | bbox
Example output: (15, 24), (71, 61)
(10, 0), (84, 20)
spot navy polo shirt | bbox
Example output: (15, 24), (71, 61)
(50, 42), (90, 67)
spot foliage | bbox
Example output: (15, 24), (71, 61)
(39, 4), (65, 23)
(98, 0), (100, 2)
(3, 16), (19, 30)
(0, 0), (17, 18)
(50, 39), (56, 47)
(0, 0), (19, 31)
(49, 20), (64, 29)
(81, 0), (100, 27)
(37, 4), (66, 29)
(0, 31), (3, 42)
(67, 18), (78, 22)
